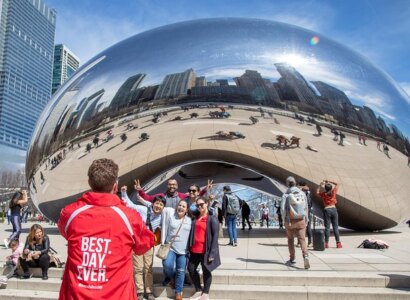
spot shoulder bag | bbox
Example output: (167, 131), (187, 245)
(156, 217), (184, 260)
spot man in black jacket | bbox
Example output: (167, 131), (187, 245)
(240, 200), (252, 230)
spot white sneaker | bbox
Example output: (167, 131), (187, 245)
(304, 256), (310, 269)
(190, 291), (202, 300)
(3, 239), (9, 248)
(0, 277), (8, 285)
(199, 293), (209, 300)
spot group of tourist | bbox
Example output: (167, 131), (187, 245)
(1, 158), (344, 300)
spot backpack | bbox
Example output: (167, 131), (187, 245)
(286, 190), (306, 220)
(358, 239), (389, 250)
(226, 193), (241, 215)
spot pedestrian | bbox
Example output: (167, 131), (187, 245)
(377, 141), (381, 151)
(383, 143), (390, 158)
(316, 180), (342, 249)
(275, 199), (283, 229)
(316, 123), (322, 136)
(161, 199), (192, 300)
(358, 135), (362, 144)
(408, 156), (410, 167)
(40, 171), (45, 183)
(240, 200), (252, 230)
(362, 135), (367, 146)
(297, 182), (313, 247)
(4, 190), (28, 248)
(281, 176), (310, 269)
(58, 158), (154, 300)
(19, 224), (50, 280)
(260, 203), (270, 228)
(188, 198), (221, 300)
(222, 186), (241, 246)
(338, 132), (345, 146)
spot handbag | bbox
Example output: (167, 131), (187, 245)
(156, 217), (184, 260)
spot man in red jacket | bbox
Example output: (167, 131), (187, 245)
(58, 159), (154, 300)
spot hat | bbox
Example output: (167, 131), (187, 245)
(223, 185), (231, 191)
(286, 176), (296, 187)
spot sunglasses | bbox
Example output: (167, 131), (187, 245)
(188, 189), (198, 193)
(196, 203), (206, 208)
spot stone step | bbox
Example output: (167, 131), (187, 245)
(0, 285), (409, 300)
(4, 266), (410, 288)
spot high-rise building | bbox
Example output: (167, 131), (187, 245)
(195, 76), (206, 87)
(155, 69), (196, 100)
(0, 0), (56, 169)
(234, 70), (280, 106)
(52, 44), (80, 94)
(274, 63), (320, 110)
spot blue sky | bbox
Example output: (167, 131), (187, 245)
(46, 0), (410, 133)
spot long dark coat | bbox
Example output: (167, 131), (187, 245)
(188, 214), (221, 272)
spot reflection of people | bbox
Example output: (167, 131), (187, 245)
(316, 180), (342, 249)
(281, 176), (310, 269)
(188, 198), (221, 300)
(338, 132), (345, 146)
(19, 224), (50, 280)
(5, 190), (28, 248)
(316, 123), (322, 136)
(383, 143), (390, 158)
(58, 159), (154, 299)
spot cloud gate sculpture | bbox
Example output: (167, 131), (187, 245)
(26, 18), (410, 230)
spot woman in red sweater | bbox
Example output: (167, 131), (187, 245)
(316, 180), (342, 249)
(188, 198), (220, 300)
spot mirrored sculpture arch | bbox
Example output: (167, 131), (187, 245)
(27, 18), (410, 230)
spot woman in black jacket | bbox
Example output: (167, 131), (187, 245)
(19, 223), (50, 280)
(188, 198), (221, 300)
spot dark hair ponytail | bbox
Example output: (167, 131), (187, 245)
(9, 192), (21, 209)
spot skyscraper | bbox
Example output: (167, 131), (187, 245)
(52, 44), (80, 94)
(0, 0), (56, 170)
(155, 68), (196, 100)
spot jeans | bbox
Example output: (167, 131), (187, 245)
(162, 250), (187, 294)
(188, 252), (212, 294)
(4, 260), (17, 279)
(324, 207), (340, 243)
(8, 214), (21, 241)
(226, 214), (237, 243)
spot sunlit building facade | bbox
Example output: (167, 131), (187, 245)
(52, 44), (80, 94)
(0, 0), (56, 170)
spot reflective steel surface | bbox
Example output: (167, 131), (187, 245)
(27, 18), (410, 230)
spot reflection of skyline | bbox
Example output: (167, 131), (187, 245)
(102, 62), (400, 140)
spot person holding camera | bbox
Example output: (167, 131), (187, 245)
(4, 190), (28, 248)
(19, 223), (50, 280)
(316, 180), (342, 249)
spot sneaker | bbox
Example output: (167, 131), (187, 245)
(190, 291), (202, 300)
(3, 239), (9, 248)
(233, 242), (238, 247)
(308, 243), (312, 248)
(147, 293), (155, 300)
(175, 293), (183, 300)
(199, 294), (209, 300)
(137, 293), (144, 300)
(249, 227), (252, 230)
(336, 242), (343, 248)
(42, 275), (48, 280)
(285, 259), (296, 266)
(304, 256), (310, 269)
(227, 241), (233, 246)
(0, 277), (8, 285)
(21, 273), (33, 279)
(325, 242), (329, 249)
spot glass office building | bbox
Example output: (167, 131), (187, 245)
(0, 0), (56, 170)
(52, 44), (80, 94)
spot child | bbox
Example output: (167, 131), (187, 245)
(0, 239), (24, 284)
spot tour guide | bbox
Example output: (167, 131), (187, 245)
(58, 159), (154, 299)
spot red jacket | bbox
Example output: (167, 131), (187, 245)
(58, 192), (154, 300)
